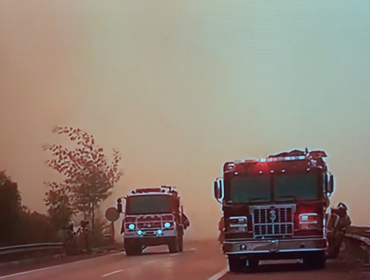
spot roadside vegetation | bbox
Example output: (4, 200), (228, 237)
(0, 126), (123, 248)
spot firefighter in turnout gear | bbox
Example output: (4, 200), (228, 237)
(61, 222), (78, 256)
(326, 202), (351, 259)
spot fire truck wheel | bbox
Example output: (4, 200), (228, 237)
(228, 255), (245, 273)
(125, 245), (142, 256)
(124, 240), (142, 256)
(247, 259), (259, 268)
(303, 251), (326, 269)
(168, 237), (180, 253)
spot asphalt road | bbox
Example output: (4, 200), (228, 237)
(218, 258), (370, 280)
(0, 240), (368, 280)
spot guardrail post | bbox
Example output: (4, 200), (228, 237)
(361, 245), (370, 267)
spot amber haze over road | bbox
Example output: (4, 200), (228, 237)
(0, 1), (370, 241)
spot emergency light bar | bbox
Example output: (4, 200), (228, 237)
(266, 155), (306, 162)
(131, 186), (178, 195)
(223, 149), (327, 173)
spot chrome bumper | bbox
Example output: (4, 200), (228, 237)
(124, 229), (177, 238)
(223, 238), (327, 255)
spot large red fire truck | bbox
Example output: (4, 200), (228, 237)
(116, 186), (190, 255)
(214, 149), (334, 272)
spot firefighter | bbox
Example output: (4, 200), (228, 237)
(327, 202), (351, 258)
(77, 220), (92, 254)
(182, 213), (190, 229)
(62, 222), (78, 256)
(218, 216), (224, 243)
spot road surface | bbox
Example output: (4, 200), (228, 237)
(0, 240), (368, 280)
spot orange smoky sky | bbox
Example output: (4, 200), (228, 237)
(1, 1), (370, 240)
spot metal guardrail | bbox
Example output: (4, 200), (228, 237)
(0, 241), (123, 264)
(0, 243), (63, 255)
(0, 243), (64, 262)
(344, 227), (370, 267)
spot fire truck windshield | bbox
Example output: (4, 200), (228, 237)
(228, 175), (271, 203)
(126, 195), (171, 214)
(274, 173), (320, 201)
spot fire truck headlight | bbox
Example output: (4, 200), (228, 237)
(157, 229), (163, 235)
(164, 222), (171, 228)
(230, 226), (247, 232)
(299, 213), (321, 230)
(227, 216), (248, 232)
(128, 224), (135, 230)
(137, 230), (143, 235)
(301, 215), (309, 221)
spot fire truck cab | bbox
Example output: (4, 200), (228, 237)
(214, 149), (334, 272)
(117, 186), (190, 255)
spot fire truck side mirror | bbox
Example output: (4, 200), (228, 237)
(213, 178), (223, 201)
(325, 173), (334, 194)
(328, 174), (334, 193)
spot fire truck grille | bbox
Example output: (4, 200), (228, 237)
(137, 222), (162, 229)
(252, 206), (294, 238)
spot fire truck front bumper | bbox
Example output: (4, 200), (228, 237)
(223, 238), (327, 257)
(124, 228), (177, 239)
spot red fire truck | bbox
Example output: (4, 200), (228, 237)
(214, 149), (334, 272)
(116, 186), (190, 255)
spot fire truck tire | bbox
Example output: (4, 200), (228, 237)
(228, 255), (245, 272)
(125, 245), (142, 256)
(247, 259), (259, 268)
(168, 237), (180, 253)
(178, 236), (183, 252)
(124, 240), (142, 256)
(303, 251), (326, 269)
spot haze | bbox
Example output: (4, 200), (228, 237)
(1, 1), (369, 241)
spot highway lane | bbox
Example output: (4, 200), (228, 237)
(216, 258), (369, 280)
(1, 240), (369, 280)
(0, 241), (227, 280)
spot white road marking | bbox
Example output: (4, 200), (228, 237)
(189, 248), (197, 252)
(0, 252), (123, 279)
(169, 253), (180, 257)
(207, 268), (228, 280)
(102, 270), (123, 277)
